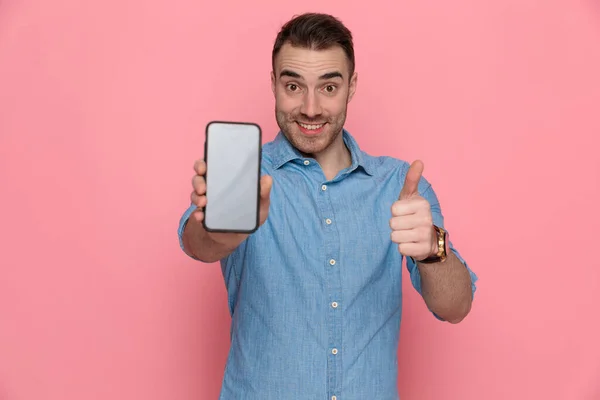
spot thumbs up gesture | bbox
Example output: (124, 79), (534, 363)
(390, 160), (437, 261)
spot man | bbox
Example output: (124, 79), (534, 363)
(178, 12), (478, 400)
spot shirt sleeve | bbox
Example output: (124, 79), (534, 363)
(177, 203), (201, 260)
(402, 172), (479, 321)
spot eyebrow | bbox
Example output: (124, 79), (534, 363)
(279, 69), (344, 80)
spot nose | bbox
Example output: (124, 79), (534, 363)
(300, 91), (322, 118)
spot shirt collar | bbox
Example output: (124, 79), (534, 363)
(270, 129), (375, 176)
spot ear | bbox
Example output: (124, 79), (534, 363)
(348, 71), (358, 103)
(270, 71), (276, 97)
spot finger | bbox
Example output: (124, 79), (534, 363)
(193, 159), (206, 176)
(391, 200), (421, 217)
(191, 208), (204, 223)
(397, 242), (423, 257)
(389, 215), (420, 231)
(260, 175), (273, 200)
(192, 175), (206, 195)
(190, 191), (207, 208)
(391, 229), (419, 244)
(399, 160), (424, 200)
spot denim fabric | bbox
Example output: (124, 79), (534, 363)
(178, 130), (478, 400)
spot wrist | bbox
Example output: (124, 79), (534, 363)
(429, 226), (439, 258)
(418, 225), (448, 264)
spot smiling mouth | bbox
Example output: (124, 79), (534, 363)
(297, 122), (326, 131)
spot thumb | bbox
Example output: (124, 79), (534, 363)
(260, 175), (273, 200)
(399, 160), (424, 200)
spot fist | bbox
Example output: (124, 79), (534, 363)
(390, 160), (437, 261)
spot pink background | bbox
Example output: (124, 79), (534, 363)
(1, 0), (599, 399)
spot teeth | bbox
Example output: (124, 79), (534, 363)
(298, 122), (324, 130)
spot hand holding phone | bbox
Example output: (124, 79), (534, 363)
(189, 122), (272, 242)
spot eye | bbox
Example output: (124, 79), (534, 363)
(324, 85), (336, 93)
(286, 83), (299, 92)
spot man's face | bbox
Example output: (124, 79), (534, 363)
(271, 43), (357, 156)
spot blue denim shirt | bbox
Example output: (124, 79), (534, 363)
(178, 130), (478, 400)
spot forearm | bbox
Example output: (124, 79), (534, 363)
(417, 251), (473, 323)
(182, 210), (240, 263)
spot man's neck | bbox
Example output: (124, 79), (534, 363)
(312, 135), (352, 181)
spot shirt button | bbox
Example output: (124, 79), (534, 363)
(325, 218), (332, 225)
(331, 348), (338, 355)
(329, 259), (336, 266)
(304, 160), (310, 165)
(321, 184), (327, 191)
(331, 301), (338, 308)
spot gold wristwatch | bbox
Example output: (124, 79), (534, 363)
(418, 225), (448, 264)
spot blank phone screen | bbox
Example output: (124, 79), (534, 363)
(203, 121), (261, 233)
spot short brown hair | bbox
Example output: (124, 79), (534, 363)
(272, 13), (355, 78)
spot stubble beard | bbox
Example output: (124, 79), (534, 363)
(275, 105), (348, 156)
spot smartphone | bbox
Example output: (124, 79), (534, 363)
(202, 121), (262, 233)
